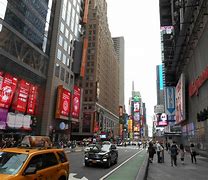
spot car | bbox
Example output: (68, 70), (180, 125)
(84, 143), (118, 168)
(0, 136), (70, 180)
(84, 144), (96, 153)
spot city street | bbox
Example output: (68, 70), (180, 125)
(67, 146), (146, 180)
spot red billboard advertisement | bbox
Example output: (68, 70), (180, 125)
(0, 73), (18, 108)
(13, 80), (30, 113)
(55, 85), (71, 119)
(71, 86), (81, 119)
(27, 84), (38, 115)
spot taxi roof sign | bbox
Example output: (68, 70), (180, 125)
(21, 136), (52, 148)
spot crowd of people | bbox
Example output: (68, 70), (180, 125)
(147, 140), (198, 166)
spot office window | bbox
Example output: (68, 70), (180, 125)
(60, 22), (64, 33)
(55, 63), (60, 77)
(61, 67), (65, 81)
(65, 71), (69, 84)
(59, 35), (63, 46)
(65, 29), (69, 38)
(63, 54), (66, 64)
(57, 49), (62, 60)
(64, 41), (68, 51)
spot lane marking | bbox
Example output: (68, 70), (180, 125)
(99, 149), (144, 180)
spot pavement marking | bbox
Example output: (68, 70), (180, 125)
(99, 149), (143, 180)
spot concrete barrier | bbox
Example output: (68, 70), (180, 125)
(136, 152), (149, 180)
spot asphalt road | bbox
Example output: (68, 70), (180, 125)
(68, 146), (142, 180)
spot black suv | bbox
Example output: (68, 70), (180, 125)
(84, 143), (118, 168)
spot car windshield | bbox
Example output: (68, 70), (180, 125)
(101, 144), (110, 152)
(0, 152), (28, 175)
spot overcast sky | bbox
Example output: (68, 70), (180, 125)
(106, 0), (162, 129)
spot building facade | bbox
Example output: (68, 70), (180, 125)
(0, 0), (87, 143)
(71, 0), (120, 140)
(160, 0), (208, 153)
(0, 0), (54, 138)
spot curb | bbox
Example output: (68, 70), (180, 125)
(136, 152), (149, 180)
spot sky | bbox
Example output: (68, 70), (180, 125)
(106, 0), (162, 131)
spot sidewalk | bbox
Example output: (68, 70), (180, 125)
(147, 150), (208, 180)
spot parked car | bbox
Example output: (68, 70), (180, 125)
(84, 143), (118, 168)
(0, 136), (69, 180)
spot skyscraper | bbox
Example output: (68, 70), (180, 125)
(71, 0), (120, 139)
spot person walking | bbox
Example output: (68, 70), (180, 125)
(156, 141), (163, 163)
(190, 143), (197, 164)
(169, 141), (179, 166)
(179, 144), (185, 165)
(147, 142), (156, 163)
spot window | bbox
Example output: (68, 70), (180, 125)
(63, 54), (66, 64)
(57, 49), (62, 60)
(64, 41), (68, 51)
(42, 153), (58, 168)
(65, 71), (69, 84)
(59, 35), (63, 46)
(61, 67), (65, 81)
(65, 28), (69, 38)
(62, 6), (66, 21)
(60, 22), (64, 33)
(55, 63), (60, 77)
(57, 151), (68, 163)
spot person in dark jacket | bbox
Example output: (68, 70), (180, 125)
(148, 142), (156, 163)
(169, 141), (179, 166)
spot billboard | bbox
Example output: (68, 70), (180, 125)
(12, 80), (30, 113)
(175, 74), (186, 124)
(156, 113), (168, 127)
(165, 86), (176, 122)
(0, 73), (18, 108)
(71, 86), (81, 119)
(27, 84), (38, 115)
(55, 85), (71, 120)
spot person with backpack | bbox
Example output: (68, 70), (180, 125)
(169, 141), (179, 166)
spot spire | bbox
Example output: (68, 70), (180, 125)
(132, 81), (134, 91)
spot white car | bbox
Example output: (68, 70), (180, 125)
(84, 144), (95, 153)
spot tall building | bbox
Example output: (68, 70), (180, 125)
(71, 0), (119, 140)
(112, 37), (125, 108)
(0, 0), (87, 142)
(0, 0), (54, 136)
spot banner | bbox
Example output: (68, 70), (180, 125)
(55, 85), (71, 119)
(13, 80), (30, 113)
(71, 86), (81, 119)
(27, 84), (38, 115)
(0, 73), (18, 108)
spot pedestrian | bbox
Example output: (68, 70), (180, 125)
(190, 143), (197, 164)
(147, 142), (156, 163)
(169, 141), (179, 166)
(179, 144), (185, 165)
(156, 141), (163, 163)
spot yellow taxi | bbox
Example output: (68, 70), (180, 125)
(0, 136), (70, 180)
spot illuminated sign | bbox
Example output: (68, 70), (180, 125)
(0, 73), (18, 108)
(71, 86), (81, 119)
(55, 85), (71, 120)
(189, 66), (208, 97)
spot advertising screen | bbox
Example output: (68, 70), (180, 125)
(27, 84), (38, 115)
(0, 73), (18, 108)
(71, 86), (81, 119)
(56, 85), (71, 119)
(13, 80), (30, 113)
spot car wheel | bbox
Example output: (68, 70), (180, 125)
(105, 158), (111, 168)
